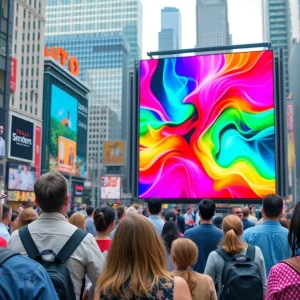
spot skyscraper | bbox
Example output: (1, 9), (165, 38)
(158, 7), (181, 52)
(196, 0), (230, 47)
(262, 0), (292, 97)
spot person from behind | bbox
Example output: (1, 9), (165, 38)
(68, 212), (86, 230)
(109, 205), (125, 239)
(175, 208), (185, 233)
(213, 216), (223, 229)
(18, 208), (38, 229)
(184, 199), (223, 273)
(8, 172), (105, 299)
(0, 204), (11, 242)
(161, 210), (181, 271)
(94, 205), (116, 257)
(0, 247), (59, 299)
(9, 212), (19, 234)
(94, 214), (192, 300)
(79, 204), (87, 217)
(205, 215), (266, 298)
(266, 201), (300, 299)
(125, 206), (138, 216)
(85, 206), (96, 236)
(241, 207), (255, 230)
(172, 238), (217, 300)
(147, 198), (165, 235)
(243, 194), (291, 276)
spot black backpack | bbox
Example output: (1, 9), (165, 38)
(19, 226), (87, 300)
(215, 244), (263, 300)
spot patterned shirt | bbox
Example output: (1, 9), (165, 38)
(266, 256), (300, 300)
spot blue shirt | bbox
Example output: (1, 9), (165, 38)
(242, 218), (255, 230)
(184, 224), (223, 273)
(243, 220), (291, 276)
(148, 215), (165, 235)
(86, 217), (96, 236)
(0, 254), (58, 299)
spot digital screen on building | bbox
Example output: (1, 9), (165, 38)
(0, 109), (6, 157)
(49, 85), (87, 177)
(139, 50), (276, 199)
(101, 176), (121, 199)
(7, 163), (36, 192)
(103, 140), (125, 166)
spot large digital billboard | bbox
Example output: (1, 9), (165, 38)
(49, 85), (87, 177)
(101, 176), (121, 199)
(139, 51), (276, 199)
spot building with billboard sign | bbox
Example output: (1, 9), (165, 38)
(43, 58), (89, 204)
(101, 176), (121, 200)
(103, 141), (126, 166)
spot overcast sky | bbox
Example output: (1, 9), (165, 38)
(141, 0), (300, 58)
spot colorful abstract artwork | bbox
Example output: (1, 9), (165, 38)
(139, 51), (276, 199)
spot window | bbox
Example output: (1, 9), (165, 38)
(1, 0), (8, 19)
(0, 38), (6, 57)
(0, 70), (4, 91)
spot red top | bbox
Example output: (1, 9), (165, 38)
(0, 236), (7, 248)
(96, 239), (112, 254)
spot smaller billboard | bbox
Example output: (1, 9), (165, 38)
(7, 163), (36, 192)
(0, 109), (6, 157)
(7, 190), (35, 202)
(101, 176), (121, 199)
(58, 136), (77, 175)
(103, 141), (125, 166)
(10, 58), (17, 92)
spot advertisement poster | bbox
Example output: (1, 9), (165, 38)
(9, 114), (34, 162)
(101, 176), (121, 199)
(103, 141), (125, 166)
(8, 190), (35, 202)
(8, 163), (36, 192)
(34, 125), (42, 178)
(50, 85), (87, 178)
(10, 57), (17, 92)
(0, 109), (5, 157)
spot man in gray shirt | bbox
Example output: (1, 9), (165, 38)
(147, 199), (164, 235)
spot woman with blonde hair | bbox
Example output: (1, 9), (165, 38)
(172, 238), (217, 300)
(94, 214), (192, 300)
(68, 212), (86, 230)
(204, 215), (267, 298)
(18, 208), (38, 229)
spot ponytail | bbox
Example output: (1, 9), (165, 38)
(219, 228), (246, 254)
(172, 268), (197, 291)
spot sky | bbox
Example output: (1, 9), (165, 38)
(141, 0), (264, 58)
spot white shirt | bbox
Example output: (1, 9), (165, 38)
(8, 212), (105, 300)
(0, 137), (5, 156)
(0, 222), (10, 242)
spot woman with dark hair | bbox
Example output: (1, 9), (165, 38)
(266, 202), (300, 299)
(94, 205), (116, 256)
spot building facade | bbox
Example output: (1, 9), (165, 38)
(262, 0), (292, 97)
(196, 0), (230, 47)
(158, 7), (181, 52)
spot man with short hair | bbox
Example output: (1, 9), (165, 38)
(85, 206), (96, 236)
(243, 194), (291, 276)
(242, 207), (255, 230)
(147, 199), (165, 235)
(0, 204), (11, 242)
(9, 172), (105, 299)
(184, 199), (223, 273)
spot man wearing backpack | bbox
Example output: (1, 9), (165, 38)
(8, 172), (105, 300)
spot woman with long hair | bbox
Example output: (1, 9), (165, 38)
(266, 201), (300, 299)
(94, 205), (116, 256)
(204, 215), (267, 297)
(68, 212), (86, 230)
(172, 238), (217, 300)
(94, 214), (192, 300)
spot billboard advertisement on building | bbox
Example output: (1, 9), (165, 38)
(7, 190), (35, 202)
(101, 176), (121, 199)
(34, 125), (42, 178)
(49, 85), (87, 177)
(103, 141), (125, 166)
(10, 57), (17, 92)
(0, 109), (6, 157)
(287, 100), (295, 201)
(9, 114), (34, 162)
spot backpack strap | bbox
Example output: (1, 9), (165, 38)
(0, 248), (20, 265)
(282, 257), (300, 274)
(56, 229), (88, 264)
(215, 248), (234, 262)
(245, 244), (255, 261)
(19, 225), (42, 261)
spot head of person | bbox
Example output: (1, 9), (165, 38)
(10, 212), (19, 232)
(164, 209), (177, 222)
(219, 215), (246, 254)
(242, 207), (250, 219)
(95, 215), (169, 298)
(125, 206), (138, 217)
(213, 216), (223, 229)
(288, 201), (300, 256)
(147, 198), (162, 215)
(116, 205), (125, 220)
(94, 205), (116, 234)
(231, 206), (243, 219)
(68, 212), (86, 230)
(2, 204), (12, 225)
(81, 204), (87, 211)
(199, 199), (215, 221)
(17, 206), (24, 214)
(262, 194), (283, 219)
(0, 122), (4, 137)
(161, 212), (180, 253)
(171, 238), (198, 291)
(34, 172), (69, 215)
(18, 208), (38, 229)
(86, 206), (94, 218)
(186, 208), (192, 215)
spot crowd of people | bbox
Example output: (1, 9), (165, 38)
(0, 172), (299, 299)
